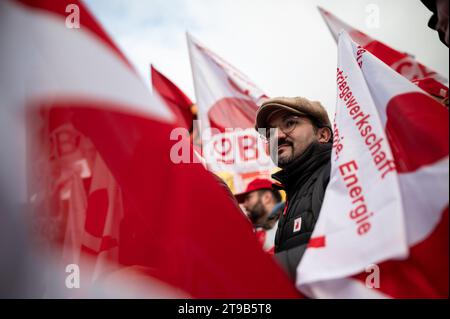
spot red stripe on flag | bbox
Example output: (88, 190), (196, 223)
(364, 40), (406, 67)
(308, 236), (326, 248)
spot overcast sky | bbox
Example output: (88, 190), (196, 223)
(84, 0), (449, 116)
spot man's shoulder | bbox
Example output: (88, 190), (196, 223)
(314, 160), (331, 190)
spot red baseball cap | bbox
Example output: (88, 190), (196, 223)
(234, 178), (274, 203)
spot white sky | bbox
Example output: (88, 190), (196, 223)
(84, 0), (449, 116)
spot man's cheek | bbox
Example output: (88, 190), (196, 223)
(288, 143), (295, 155)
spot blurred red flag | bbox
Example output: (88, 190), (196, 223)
(1, 0), (299, 298)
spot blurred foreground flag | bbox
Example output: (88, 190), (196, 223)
(297, 31), (448, 298)
(0, 0), (299, 298)
(187, 33), (275, 193)
(318, 6), (448, 85)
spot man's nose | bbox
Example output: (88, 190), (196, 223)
(273, 128), (287, 143)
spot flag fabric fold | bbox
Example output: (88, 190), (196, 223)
(297, 31), (448, 299)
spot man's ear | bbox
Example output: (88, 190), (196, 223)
(317, 127), (332, 144)
(262, 191), (272, 204)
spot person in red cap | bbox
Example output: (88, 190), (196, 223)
(235, 178), (283, 253)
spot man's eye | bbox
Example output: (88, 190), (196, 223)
(284, 119), (297, 127)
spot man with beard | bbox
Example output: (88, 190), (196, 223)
(235, 179), (282, 253)
(255, 97), (332, 280)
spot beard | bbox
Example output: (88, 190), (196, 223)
(277, 148), (296, 168)
(248, 200), (267, 225)
(270, 138), (296, 168)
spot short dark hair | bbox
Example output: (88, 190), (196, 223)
(257, 189), (282, 203)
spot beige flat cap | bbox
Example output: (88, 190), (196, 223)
(255, 96), (332, 131)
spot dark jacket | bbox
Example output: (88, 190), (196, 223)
(272, 142), (331, 280)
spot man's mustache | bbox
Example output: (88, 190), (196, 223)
(276, 138), (293, 148)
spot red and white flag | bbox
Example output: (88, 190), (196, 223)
(318, 6), (448, 85)
(0, 0), (299, 298)
(187, 33), (275, 193)
(297, 31), (448, 298)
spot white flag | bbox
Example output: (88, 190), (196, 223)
(187, 33), (275, 192)
(297, 31), (449, 298)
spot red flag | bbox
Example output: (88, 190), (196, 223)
(1, 0), (299, 298)
(318, 6), (448, 84)
(151, 65), (195, 131)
